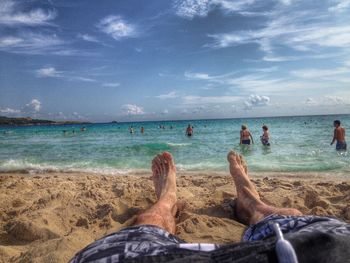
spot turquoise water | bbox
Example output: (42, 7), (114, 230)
(0, 115), (349, 175)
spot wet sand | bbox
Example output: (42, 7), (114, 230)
(0, 171), (350, 262)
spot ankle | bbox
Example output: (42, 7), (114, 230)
(159, 192), (177, 205)
(244, 202), (272, 225)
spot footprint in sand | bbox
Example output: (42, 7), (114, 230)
(4, 220), (59, 242)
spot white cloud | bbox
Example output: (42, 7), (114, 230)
(278, 0), (294, 5)
(0, 36), (23, 47)
(0, 107), (21, 114)
(244, 95), (270, 109)
(97, 15), (138, 40)
(184, 71), (239, 84)
(156, 91), (178, 99)
(305, 96), (350, 106)
(262, 55), (299, 62)
(183, 68), (348, 97)
(324, 96), (348, 105)
(182, 95), (240, 105)
(206, 3), (350, 62)
(184, 70), (286, 93)
(173, 0), (257, 19)
(254, 66), (279, 72)
(77, 34), (100, 43)
(174, 0), (211, 18)
(121, 104), (144, 115)
(291, 67), (349, 79)
(0, 0), (56, 26)
(207, 32), (251, 49)
(290, 25), (350, 49)
(103, 82), (120, 87)
(305, 98), (317, 105)
(329, 0), (350, 12)
(35, 66), (96, 82)
(57, 111), (67, 120)
(0, 99), (42, 117)
(71, 111), (87, 120)
(50, 111), (83, 120)
(50, 49), (97, 57)
(24, 99), (41, 113)
(185, 71), (213, 80)
(36, 67), (62, 78)
(162, 109), (169, 114)
(70, 76), (96, 82)
(0, 33), (66, 55)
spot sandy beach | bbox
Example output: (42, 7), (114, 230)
(0, 171), (349, 262)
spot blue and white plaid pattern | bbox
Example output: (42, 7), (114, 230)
(243, 214), (350, 241)
(70, 215), (350, 262)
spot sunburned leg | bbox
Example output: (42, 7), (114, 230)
(134, 152), (178, 234)
(227, 151), (302, 225)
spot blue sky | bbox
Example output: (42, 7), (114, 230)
(0, 0), (350, 122)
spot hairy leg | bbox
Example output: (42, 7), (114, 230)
(227, 151), (302, 225)
(134, 152), (178, 234)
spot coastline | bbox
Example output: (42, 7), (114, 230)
(0, 116), (91, 127)
(1, 168), (349, 180)
(1, 172), (349, 262)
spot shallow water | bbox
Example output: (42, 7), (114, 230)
(0, 115), (349, 175)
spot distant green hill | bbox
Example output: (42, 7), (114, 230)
(0, 116), (90, 126)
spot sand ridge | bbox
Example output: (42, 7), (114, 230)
(0, 172), (350, 262)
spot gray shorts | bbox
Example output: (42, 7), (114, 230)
(70, 215), (350, 263)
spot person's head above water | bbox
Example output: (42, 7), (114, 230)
(188, 124), (191, 128)
(262, 125), (268, 131)
(334, 120), (341, 127)
(241, 125), (247, 130)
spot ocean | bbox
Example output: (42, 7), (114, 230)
(0, 115), (349, 175)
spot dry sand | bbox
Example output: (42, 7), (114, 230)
(1, 171), (350, 262)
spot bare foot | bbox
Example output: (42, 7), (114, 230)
(151, 152), (177, 203)
(227, 151), (302, 225)
(227, 151), (258, 197)
(227, 151), (264, 225)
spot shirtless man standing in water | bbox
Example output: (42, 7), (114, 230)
(186, 124), (193, 137)
(331, 120), (346, 151)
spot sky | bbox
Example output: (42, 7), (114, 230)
(0, 0), (350, 122)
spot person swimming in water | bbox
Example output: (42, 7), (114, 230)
(141, 127), (144, 134)
(240, 125), (254, 145)
(129, 126), (134, 134)
(186, 124), (193, 137)
(331, 120), (346, 151)
(260, 125), (270, 146)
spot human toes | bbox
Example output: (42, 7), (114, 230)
(227, 151), (237, 162)
(155, 153), (169, 174)
(152, 155), (163, 174)
(237, 154), (247, 170)
(227, 151), (241, 166)
(162, 152), (175, 169)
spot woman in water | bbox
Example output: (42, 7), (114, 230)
(240, 125), (254, 145)
(260, 125), (270, 146)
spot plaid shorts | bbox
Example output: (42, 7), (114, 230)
(70, 215), (350, 262)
